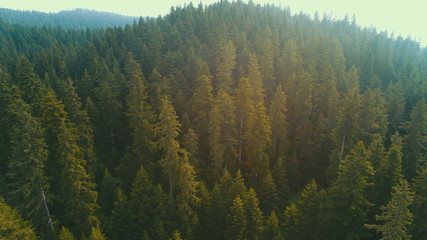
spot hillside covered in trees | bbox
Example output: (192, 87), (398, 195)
(0, 1), (426, 239)
(0, 8), (137, 29)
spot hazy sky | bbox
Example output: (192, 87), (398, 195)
(2, 0), (426, 46)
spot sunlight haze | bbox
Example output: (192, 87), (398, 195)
(1, 0), (426, 46)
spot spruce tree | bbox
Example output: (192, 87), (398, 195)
(0, 197), (38, 240)
(225, 196), (246, 240)
(402, 100), (426, 179)
(366, 180), (414, 240)
(6, 99), (49, 233)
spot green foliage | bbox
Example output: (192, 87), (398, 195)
(58, 227), (75, 240)
(366, 180), (414, 240)
(6, 99), (49, 232)
(225, 196), (246, 240)
(0, 198), (38, 240)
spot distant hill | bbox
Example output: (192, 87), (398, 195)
(0, 8), (138, 29)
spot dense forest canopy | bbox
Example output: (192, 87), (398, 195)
(0, 8), (137, 29)
(0, 1), (426, 240)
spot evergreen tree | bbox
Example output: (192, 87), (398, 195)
(14, 56), (46, 113)
(225, 196), (246, 240)
(244, 188), (264, 240)
(0, 197), (38, 240)
(269, 84), (288, 159)
(208, 90), (237, 177)
(90, 227), (107, 240)
(59, 226), (75, 240)
(109, 189), (132, 240)
(402, 100), (426, 179)
(366, 180), (414, 240)
(327, 142), (374, 240)
(411, 166), (427, 239)
(263, 211), (281, 240)
(41, 91), (99, 236)
(6, 99), (49, 233)
(215, 40), (236, 94)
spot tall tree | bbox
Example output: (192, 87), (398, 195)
(366, 180), (414, 240)
(225, 196), (246, 240)
(215, 40), (236, 94)
(402, 100), (426, 179)
(0, 197), (38, 240)
(269, 84), (288, 159)
(6, 99), (49, 233)
(327, 142), (374, 240)
(41, 91), (98, 236)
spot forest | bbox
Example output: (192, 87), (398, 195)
(0, 8), (136, 29)
(0, 1), (426, 239)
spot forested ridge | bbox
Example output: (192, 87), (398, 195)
(0, 8), (137, 29)
(0, 1), (426, 239)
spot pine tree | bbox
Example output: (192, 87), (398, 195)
(257, 172), (279, 214)
(263, 211), (281, 240)
(235, 77), (254, 164)
(125, 52), (157, 157)
(59, 226), (75, 240)
(328, 142), (374, 240)
(269, 84), (288, 158)
(366, 180), (414, 240)
(215, 40), (236, 94)
(244, 188), (264, 240)
(411, 166), (427, 239)
(385, 82), (406, 135)
(402, 100), (426, 179)
(58, 77), (97, 175)
(208, 90), (237, 177)
(130, 166), (167, 239)
(14, 56), (46, 113)
(225, 196), (246, 240)
(6, 99), (49, 233)
(41, 91), (99, 235)
(90, 227), (107, 240)
(0, 197), (38, 240)
(158, 95), (183, 197)
(109, 189), (132, 240)
(272, 156), (290, 207)
(373, 133), (403, 207)
(245, 101), (271, 184)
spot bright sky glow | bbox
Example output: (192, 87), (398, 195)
(1, 0), (426, 46)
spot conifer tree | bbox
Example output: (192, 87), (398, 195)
(125, 53), (157, 156)
(59, 227), (75, 240)
(327, 142), (374, 240)
(14, 56), (46, 113)
(90, 227), (107, 240)
(41, 91), (99, 235)
(258, 172), (279, 214)
(269, 84), (288, 158)
(109, 189), (132, 240)
(272, 156), (290, 207)
(130, 166), (167, 239)
(385, 82), (406, 135)
(235, 77), (255, 164)
(244, 188), (264, 240)
(59, 77), (97, 174)
(0, 197), (38, 240)
(6, 99), (49, 233)
(208, 90), (237, 176)
(225, 196), (246, 240)
(263, 211), (281, 240)
(411, 166), (427, 239)
(402, 100), (426, 179)
(366, 180), (414, 240)
(215, 40), (236, 94)
(373, 133), (403, 207)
